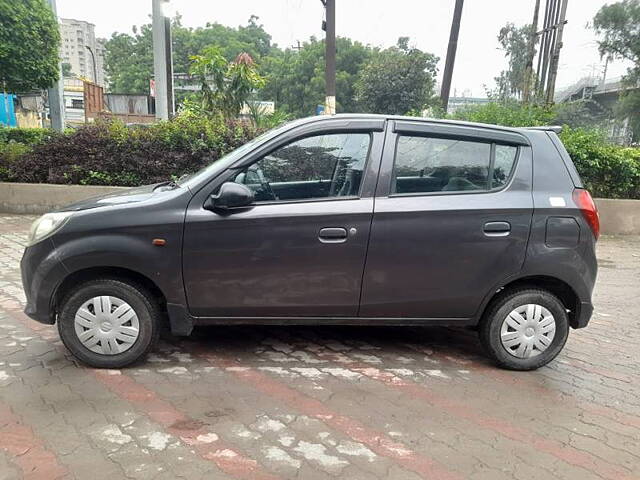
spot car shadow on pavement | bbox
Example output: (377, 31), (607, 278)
(167, 324), (493, 369)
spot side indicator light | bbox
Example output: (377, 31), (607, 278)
(152, 238), (166, 246)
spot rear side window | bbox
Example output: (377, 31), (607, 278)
(393, 136), (518, 195)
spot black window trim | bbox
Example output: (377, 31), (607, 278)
(389, 133), (521, 198)
(229, 131), (374, 206)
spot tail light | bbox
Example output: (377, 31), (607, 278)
(572, 188), (600, 240)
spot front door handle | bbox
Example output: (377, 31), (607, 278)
(483, 221), (511, 237)
(318, 227), (348, 243)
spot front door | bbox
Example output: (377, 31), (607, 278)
(360, 121), (534, 319)
(183, 127), (384, 318)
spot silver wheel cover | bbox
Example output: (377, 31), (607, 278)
(500, 304), (556, 359)
(74, 296), (140, 355)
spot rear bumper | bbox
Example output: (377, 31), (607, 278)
(573, 301), (594, 329)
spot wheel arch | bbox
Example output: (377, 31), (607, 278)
(479, 275), (580, 328)
(53, 266), (168, 320)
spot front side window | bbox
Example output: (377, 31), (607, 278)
(393, 135), (518, 194)
(233, 133), (371, 202)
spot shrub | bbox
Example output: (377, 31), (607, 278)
(560, 127), (640, 199)
(1, 115), (261, 186)
(1, 108), (639, 199)
(450, 102), (640, 199)
(0, 142), (31, 182)
(0, 126), (53, 145)
(450, 102), (555, 127)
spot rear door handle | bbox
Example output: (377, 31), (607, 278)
(318, 227), (348, 243)
(483, 221), (511, 237)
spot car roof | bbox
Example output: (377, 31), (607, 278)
(293, 113), (560, 137)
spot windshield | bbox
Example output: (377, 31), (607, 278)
(177, 121), (297, 189)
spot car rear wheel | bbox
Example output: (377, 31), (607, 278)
(479, 288), (569, 370)
(57, 279), (160, 368)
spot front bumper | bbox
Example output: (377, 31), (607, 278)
(20, 239), (67, 325)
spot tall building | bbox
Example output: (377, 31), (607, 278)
(59, 18), (105, 86)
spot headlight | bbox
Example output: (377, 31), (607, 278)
(27, 212), (74, 246)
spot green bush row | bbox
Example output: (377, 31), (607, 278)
(560, 127), (640, 199)
(1, 105), (639, 199)
(0, 113), (261, 186)
(451, 102), (640, 199)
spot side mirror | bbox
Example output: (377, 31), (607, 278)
(205, 182), (254, 212)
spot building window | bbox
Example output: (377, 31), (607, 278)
(71, 99), (84, 109)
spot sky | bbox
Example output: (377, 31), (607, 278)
(56, 0), (633, 98)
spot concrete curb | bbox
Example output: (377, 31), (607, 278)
(0, 182), (639, 235)
(595, 198), (640, 236)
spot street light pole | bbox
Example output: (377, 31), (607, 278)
(85, 46), (98, 84)
(152, 0), (174, 120)
(322, 0), (336, 115)
(46, 0), (65, 131)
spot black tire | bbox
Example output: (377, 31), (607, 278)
(57, 279), (160, 368)
(479, 288), (569, 371)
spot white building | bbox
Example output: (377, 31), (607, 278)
(59, 18), (105, 86)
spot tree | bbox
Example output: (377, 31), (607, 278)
(354, 38), (438, 115)
(103, 16), (274, 94)
(0, 0), (60, 92)
(493, 23), (534, 100)
(259, 37), (372, 117)
(593, 0), (640, 139)
(188, 48), (264, 118)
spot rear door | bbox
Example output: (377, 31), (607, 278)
(182, 120), (386, 318)
(360, 121), (534, 320)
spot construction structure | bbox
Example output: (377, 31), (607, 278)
(556, 76), (638, 144)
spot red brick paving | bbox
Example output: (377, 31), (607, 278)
(1, 214), (639, 479)
(0, 402), (68, 480)
(200, 349), (462, 480)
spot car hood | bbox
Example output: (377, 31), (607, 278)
(59, 184), (170, 212)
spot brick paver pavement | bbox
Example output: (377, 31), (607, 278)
(0, 213), (638, 480)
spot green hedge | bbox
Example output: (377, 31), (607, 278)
(1, 106), (639, 199)
(451, 102), (640, 199)
(0, 127), (53, 145)
(0, 114), (261, 186)
(560, 128), (640, 199)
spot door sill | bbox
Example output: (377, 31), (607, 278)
(191, 316), (476, 327)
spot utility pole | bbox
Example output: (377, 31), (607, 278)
(152, 0), (174, 120)
(545, 0), (568, 104)
(322, 0), (336, 115)
(536, 0), (557, 99)
(600, 56), (610, 87)
(46, 0), (65, 131)
(85, 46), (98, 84)
(440, 0), (464, 113)
(522, 0), (541, 103)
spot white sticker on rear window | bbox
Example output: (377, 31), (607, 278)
(549, 196), (566, 207)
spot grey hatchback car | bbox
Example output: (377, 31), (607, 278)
(21, 114), (599, 370)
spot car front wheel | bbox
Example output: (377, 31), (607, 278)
(57, 279), (160, 368)
(479, 288), (569, 370)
